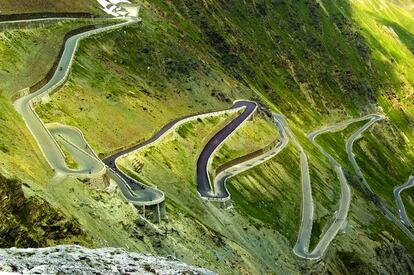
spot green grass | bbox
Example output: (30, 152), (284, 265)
(2, 0), (414, 273)
(35, 19), (254, 157)
(0, 0), (100, 15)
(401, 187), (414, 225)
(314, 119), (369, 170)
(117, 113), (238, 188)
(0, 19), (124, 185)
(312, 116), (414, 247)
(116, 112), (304, 273)
(226, 144), (302, 244)
(212, 114), (279, 171)
(353, 122), (414, 217)
(0, 19), (112, 99)
(55, 138), (79, 169)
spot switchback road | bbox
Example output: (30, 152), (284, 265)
(209, 113), (289, 201)
(346, 115), (414, 241)
(394, 176), (414, 227)
(196, 101), (257, 199)
(10, 16), (168, 206)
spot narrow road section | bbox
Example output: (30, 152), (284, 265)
(13, 17), (137, 175)
(207, 113), (290, 201)
(10, 16), (168, 206)
(346, 115), (414, 241)
(394, 176), (414, 227)
(103, 103), (246, 205)
(303, 115), (375, 260)
(196, 101), (257, 199)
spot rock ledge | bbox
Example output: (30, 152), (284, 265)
(0, 245), (215, 274)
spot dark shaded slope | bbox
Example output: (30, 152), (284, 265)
(0, 174), (87, 247)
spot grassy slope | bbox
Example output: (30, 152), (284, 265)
(0, 20), (113, 185)
(402, 188), (414, 224)
(0, 0), (100, 14)
(117, 114), (306, 273)
(354, 122), (414, 218)
(0, 20), (106, 99)
(343, 0), (414, 222)
(117, 113), (238, 187)
(1, 0), (414, 273)
(146, 0), (377, 126)
(34, 5), (348, 265)
(35, 13), (253, 157)
(315, 119), (370, 171)
(0, 20), (126, 249)
(0, 174), (91, 247)
(211, 114), (279, 171)
(140, 0), (414, 270)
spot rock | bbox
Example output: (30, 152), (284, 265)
(0, 245), (216, 275)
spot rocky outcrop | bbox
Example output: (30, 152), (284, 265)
(0, 245), (215, 274)
(0, 174), (86, 247)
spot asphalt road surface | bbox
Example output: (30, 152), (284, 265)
(209, 113), (290, 201)
(301, 115), (375, 260)
(13, 17), (136, 176)
(346, 115), (414, 241)
(10, 14), (412, 254)
(394, 176), (414, 227)
(102, 102), (247, 205)
(196, 101), (257, 199)
(10, 16), (167, 206)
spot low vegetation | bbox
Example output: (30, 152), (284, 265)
(211, 114), (279, 171)
(1, 0), (414, 273)
(0, 0), (100, 15)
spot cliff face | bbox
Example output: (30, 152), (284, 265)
(0, 174), (88, 248)
(0, 245), (214, 275)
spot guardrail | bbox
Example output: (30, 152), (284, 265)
(106, 167), (165, 206)
(203, 115), (289, 203)
(202, 100), (258, 201)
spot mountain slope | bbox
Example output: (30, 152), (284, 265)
(1, 0), (414, 274)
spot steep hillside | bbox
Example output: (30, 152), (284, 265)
(0, 174), (89, 247)
(0, 19), (112, 185)
(0, 0), (99, 15)
(1, 0), (414, 274)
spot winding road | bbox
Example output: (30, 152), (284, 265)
(8, 15), (290, 207)
(103, 102), (246, 205)
(301, 116), (375, 260)
(272, 113), (352, 260)
(311, 114), (414, 243)
(13, 17), (137, 176)
(346, 114), (384, 194)
(7, 16), (319, 255)
(10, 16), (169, 206)
(304, 113), (414, 257)
(8, 12), (413, 261)
(394, 176), (414, 227)
(196, 101), (257, 199)
(208, 113), (289, 201)
(345, 116), (414, 241)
